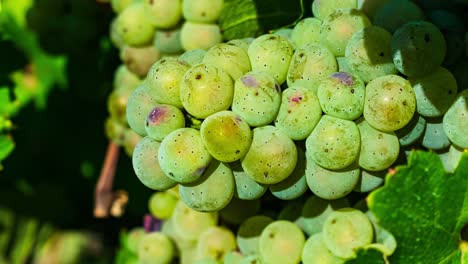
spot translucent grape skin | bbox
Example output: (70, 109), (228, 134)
(137, 232), (175, 264)
(237, 215), (274, 256)
(182, 0), (224, 23)
(194, 226), (237, 262)
(115, 2), (155, 46)
(148, 191), (179, 220)
(200, 111), (252, 162)
(203, 43), (251, 80)
(241, 126), (298, 185)
(132, 137), (177, 191)
(306, 115), (361, 170)
(290, 17), (322, 49)
(126, 82), (159, 136)
(443, 90), (468, 148)
(230, 161), (268, 200)
(180, 22), (222, 51)
(171, 200), (218, 242)
(312, 0), (357, 20)
(180, 63), (234, 119)
(144, 0), (182, 29)
(302, 233), (345, 264)
(158, 128), (213, 184)
(145, 104), (185, 141)
(274, 86), (322, 140)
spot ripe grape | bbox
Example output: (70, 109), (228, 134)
(373, 0), (424, 33)
(126, 78), (159, 136)
(137, 232), (175, 264)
(203, 43), (251, 80)
(230, 161), (268, 200)
(120, 45), (160, 77)
(182, 0), (224, 23)
(290, 18), (322, 49)
(443, 90), (468, 148)
(422, 117), (451, 150)
(180, 22), (222, 51)
(179, 49), (207, 66)
(154, 28), (183, 54)
(302, 233), (345, 264)
(123, 129), (142, 156)
(108, 78), (139, 125)
(195, 226), (237, 262)
(237, 215), (274, 256)
(336, 57), (351, 73)
(144, 0), (182, 29)
(227, 38), (252, 53)
(224, 251), (243, 264)
(172, 200), (218, 242)
(145, 104), (185, 141)
(148, 191), (179, 220)
(126, 227), (145, 254)
(312, 0), (357, 20)
(104, 117), (126, 145)
(115, 2), (155, 46)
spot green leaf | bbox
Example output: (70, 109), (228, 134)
(219, 0), (312, 40)
(0, 88), (11, 115)
(368, 150), (468, 263)
(345, 247), (387, 264)
(0, 135), (14, 161)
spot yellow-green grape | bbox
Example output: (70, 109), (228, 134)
(115, 2), (155, 46)
(259, 220), (305, 264)
(287, 43), (338, 92)
(231, 161), (268, 200)
(295, 196), (349, 236)
(220, 197), (260, 225)
(154, 28), (183, 54)
(172, 200), (218, 242)
(317, 72), (365, 120)
(104, 117), (126, 145)
(409, 67), (458, 117)
(138, 232), (175, 264)
(345, 26), (397, 83)
(123, 129), (142, 156)
(319, 9), (371, 56)
(391, 21), (446, 77)
(306, 115), (360, 170)
(180, 22), (222, 51)
(305, 158), (360, 200)
(203, 43), (251, 80)
(158, 128), (213, 183)
(241, 126), (298, 184)
(312, 0), (357, 20)
(180, 246), (198, 264)
(146, 57), (190, 109)
(302, 233), (345, 264)
(180, 63), (234, 119)
(353, 170), (386, 193)
(227, 38), (251, 53)
(364, 75), (416, 132)
(120, 45), (161, 77)
(145, 104), (185, 141)
(148, 191), (179, 220)
(336, 57), (351, 73)
(232, 71), (281, 127)
(193, 259), (219, 264)
(240, 254), (262, 264)
(443, 90), (468, 148)
(365, 211), (397, 256)
(269, 146), (308, 200)
(224, 251), (243, 264)
(109, 67), (140, 124)
(144, 0), (181, 29)
(274, 86), (322, 140)
(194, 227), (236, 262)
(422, 117), (451, 150)
(273, 28), (293, 40)
(113, 64), (141, 91)
(290, 18), (322, 49)
(126, 227), (146, 254)
(161, 217), (196, 252)
(111, 0), (136, 14)
(132, 136), (177, 190)
(179, 160), (235, 212)
(322, 208), (374, 259)
(179, 49), (207, 66)
(248, 34), (294, 84)
(110, 18), (125, 49)
(126, 82), (159, 136)
(357, 0), (390, 19)
(182, 0), (224, 23)
(200, 111), (252, 162)
(374, 0), (425, 33)
(357, 118), (400, 171)
(237, 216), (274, 256)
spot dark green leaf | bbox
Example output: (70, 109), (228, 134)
(345, 247), (387, 264)
(0, 135), (14, 162)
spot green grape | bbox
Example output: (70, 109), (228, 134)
(295, 196), (349, 236)
(241, 126), (298, 184)
(146, 57), (190, 109)
(322, 208), (374, 259)
(108, 84), (137, 125)
(120, 45), (160, 77)
(145, 104), (185, 141)
(306, 115), (360, 170)
(126, 227), (146, 254)
(144, 0), (181, 29)
(154, 28), (183, 54)
(363, 75), (416, 132)
(172, 200), (218, 242)
(111, 0), (136, 14)
(374, 0), (424, 33)
(180, 22), (222, 51)
(123, 129), (142, 156)
(104, 117), (126, 145)
(203, 43), (251, 80)
(195, 227), (236, 262)
(409, 67), (458, 117)
(317, 72), (365, 120)
(259, 220), (305, 264)
(183, 0), (224, 23)
(237, 216), (274, 256)
(345, 26), (397, 83)
(391, 21), (446, 77)
(138, 232), (175, 264)
(395, 113), (426, 147)
(319, 9), (371, 56)
(231, 161), (268, 200)
(248, 34), (294, 84)
(200, 111), (252, 162)
(158, 128), (213, 184)
(231, 71), (281, 127)
(278, 198), (305, 221)
(269, 146), (308, 200)
(290, 18), (322, 49)
(365, 211), (397, 256)
(180, 63), (234, 119)
(240, 254), (262, 264)
(441, 144), (466, 173)
(224, 251), (243, 264)
(443, 90), (468, 148)
(161, 217), (196, 251)
(179, 49), (207, 66)
(312, 0), (357, 20)
(115, 2), (155, 46)
(336, 57), (351, 73)
(126, 79), (159, 136)
(180, 246), (198, 264)
(357, 118), (400, 171)
(287, 43), (338, 93)
(273, 28), (293, 40)
(132, 136), (177, 190)
(274, 86), (322, 140)
(305, 158), (360, 200)
(422, 117), (451, 150)
(113, 64), (141, 91)
(227, 38), (251, 53)
(357, 0), (391, 19)
(179, 160), (234, 212)
(353, 170), (386, 193)
(302, 233), (345, 264)
(193, 258), (219, 264)
(219, 197), (260, 225)
(148, 191), (179, 220)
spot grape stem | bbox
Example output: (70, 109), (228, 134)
(94, 141), (120, 218)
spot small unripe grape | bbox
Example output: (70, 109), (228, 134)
(144, 0), (182, 29)
(115, 2), (155, 46)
